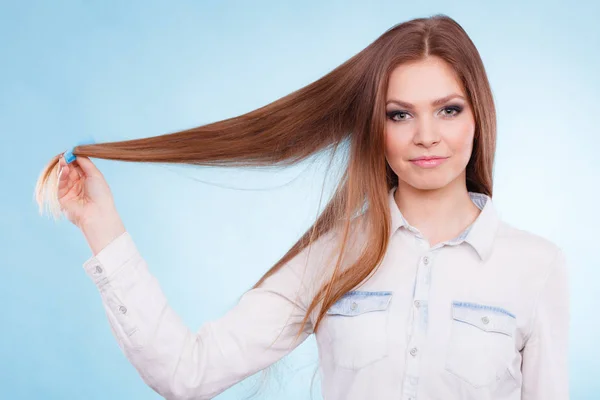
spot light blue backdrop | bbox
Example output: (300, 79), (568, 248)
(1, 1), (597, 399)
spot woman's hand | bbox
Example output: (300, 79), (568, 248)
(57, 155), (126, 255)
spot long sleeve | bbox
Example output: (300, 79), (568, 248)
(82, 231), (316, 400)
(521, 248), (570, 400)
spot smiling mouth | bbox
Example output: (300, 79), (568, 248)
(409, 157), (449, 168)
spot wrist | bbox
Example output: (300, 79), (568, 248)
(80, 212), (127, 256)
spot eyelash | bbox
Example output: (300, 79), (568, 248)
(386, 105), (464, 123)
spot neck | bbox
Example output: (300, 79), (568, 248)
(394, 175), (481, 246)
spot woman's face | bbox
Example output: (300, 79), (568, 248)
(384, 56), (476, 192)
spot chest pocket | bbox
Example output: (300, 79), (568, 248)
(445, 301), (518, 388)
(323, 290), (393, 370)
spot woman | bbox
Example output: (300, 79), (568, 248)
(35, 14), (569, 400)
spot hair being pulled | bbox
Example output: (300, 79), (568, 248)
(35, 13), (496, 344)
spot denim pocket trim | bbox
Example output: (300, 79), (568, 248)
(323, 290), (393, 370)
(451, 301), (516, 337)
(452, 301), (516, 318)
(326, 290), (393, 316)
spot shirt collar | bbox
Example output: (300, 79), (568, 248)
(388, 186), (499, 262)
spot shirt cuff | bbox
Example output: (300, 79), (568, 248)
(82, 231), (140, 287)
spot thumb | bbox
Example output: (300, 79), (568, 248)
(73, 156), (103, 178)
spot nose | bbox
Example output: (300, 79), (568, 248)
(413, 118), (441, 147)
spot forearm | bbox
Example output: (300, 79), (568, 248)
(84, 232), (218, 399)
(80, 209), (126, 256)
(82, 231), (310, 400)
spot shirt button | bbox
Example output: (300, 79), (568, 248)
(481, 316), (490, 324)
(350, 302), (358, 311)
(410, 347), (418, 356)
(119, 306), (127, 314)
(414, 300), (421, 308)
(95, 265), (103, 274)
(423, 256), (429, 265)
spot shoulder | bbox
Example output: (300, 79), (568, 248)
(494, 220), (567, 279)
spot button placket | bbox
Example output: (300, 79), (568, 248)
(402, 251), (435, 399)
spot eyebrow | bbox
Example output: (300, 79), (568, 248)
(386, 94), (465, 109)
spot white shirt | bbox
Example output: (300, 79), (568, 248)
(82, 186), (569, 400)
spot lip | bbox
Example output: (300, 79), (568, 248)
(409, 156), (449, 168)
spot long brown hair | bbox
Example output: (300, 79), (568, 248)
(35, 14), (496, 340)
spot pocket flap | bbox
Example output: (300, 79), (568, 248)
(451, 301), (516, 336)
(326, 291), (392, 316)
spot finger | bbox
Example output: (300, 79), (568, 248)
(57, 165), (72, 197)
(57, 155), (70, 180)
(74, 156), (102, 179)
(68, 160), (81, 182)
(72, 161), (85, 180)
(57, 165), (65, 186)
(58, 163), (69, 183)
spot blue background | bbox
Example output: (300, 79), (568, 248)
(1, 1), (598, 399)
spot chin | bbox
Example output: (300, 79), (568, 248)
(401, 175), (455, 191)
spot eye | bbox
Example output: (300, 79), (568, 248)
(386, 110), (411, 122)
(385, 104), (464, 123)
(440, 105), (463, 118)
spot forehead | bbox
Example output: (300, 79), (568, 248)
(387, 57), (464, 101)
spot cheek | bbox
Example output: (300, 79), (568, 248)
(446, 121), (475, 159)
(384, 125), (408, 158)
